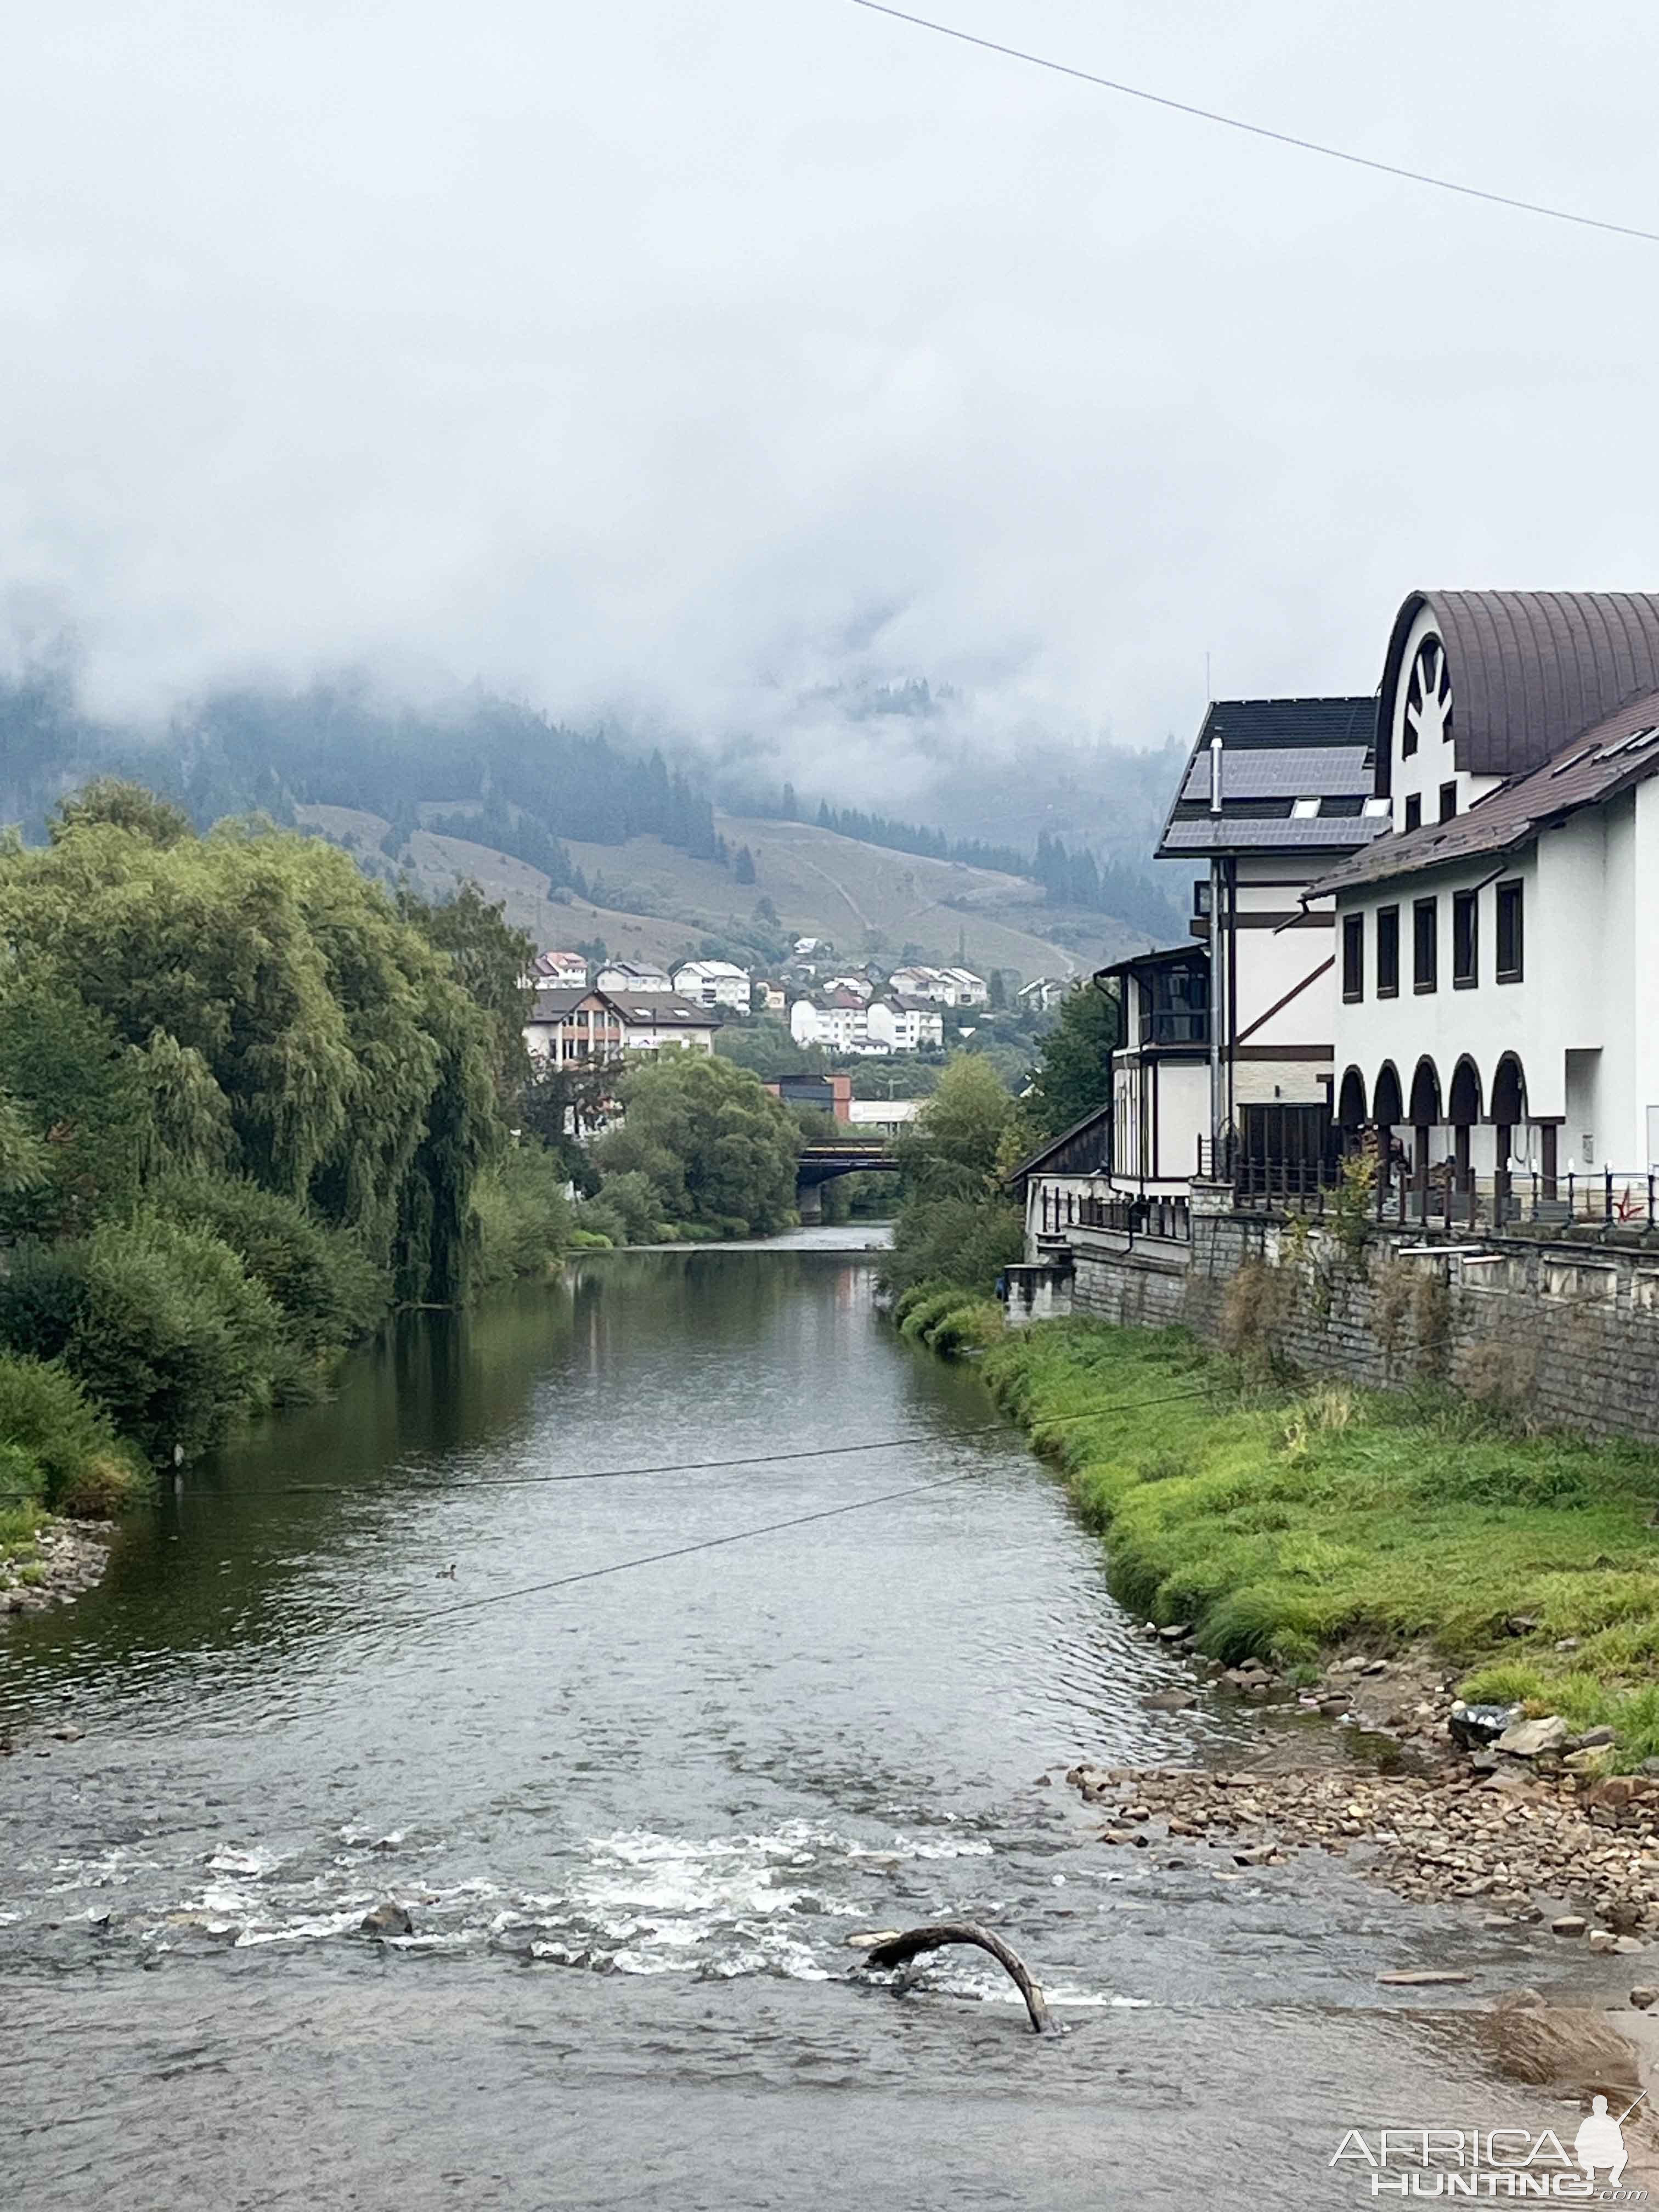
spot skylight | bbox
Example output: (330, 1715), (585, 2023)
(1291, 797), (1321, 818)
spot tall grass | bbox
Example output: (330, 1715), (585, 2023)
(983, 1319), (1659, 1763)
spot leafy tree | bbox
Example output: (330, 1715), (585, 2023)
(0, 802), (502, 1304)
(896, 1053), (1015, 1200)
(400, 879), (534, 1102)
(594, 1055), (798, 1234)
(50, 778), (193, 848)
(1019, 978), (1121, 1142)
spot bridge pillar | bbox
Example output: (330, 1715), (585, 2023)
(797, 1181), (823, 1224)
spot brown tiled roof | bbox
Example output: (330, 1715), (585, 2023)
(1380, 591), (1659, 783)
(1307, 685), (1659, 896)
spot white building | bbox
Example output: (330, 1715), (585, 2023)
(1103, 695), (1385, 1195)
(1312, 589), (1659, 1199)
(606, 991), (721, 1054)
(525, 986), (719, 1063)
(672, 958), (751, 1012)
(596, 959), (673, 994)
(1018, 976), (1069, 1015)
(887, 963), (986, 1008)
(789, 996), (871, 1053)
(525, 949), (589, 989)
(753, 980), (786, 1013)
(847, 1098), (923, 1139)
(865, 995), (945, 1052)
(821, 974), (873, 1003)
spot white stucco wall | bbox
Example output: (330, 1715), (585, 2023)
(1387, 606), (1500, 830)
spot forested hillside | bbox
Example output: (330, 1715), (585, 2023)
(0, 665), (1184, 956)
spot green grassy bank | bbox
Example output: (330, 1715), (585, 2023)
(972, 1315), (1659, 1766)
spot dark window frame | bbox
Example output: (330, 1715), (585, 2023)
(1413, 896), (1438, 995)
(1404, 793), (1423, 833)
(1452, 888), (1478, 989)
(1376, 905), (1400, 998)
(1439, 781), (1458, 822)
(1496, 878), (1524, 983)
(1341, 912), (1364, 1002)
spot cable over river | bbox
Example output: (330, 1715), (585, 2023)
(0, 1231), (1596, 2208)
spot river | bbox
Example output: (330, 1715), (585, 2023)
(0, 1232), (1598, 2208)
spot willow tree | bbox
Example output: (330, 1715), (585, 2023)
(0, 791), (503, 1302)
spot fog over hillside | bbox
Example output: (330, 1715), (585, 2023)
(7, 4), (1658, 828)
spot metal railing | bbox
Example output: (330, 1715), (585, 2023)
(1364, 1169), (1659, 1234)
(1037, 1186), (1190, 1243)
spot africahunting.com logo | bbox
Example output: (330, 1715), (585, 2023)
(1332, 2097), (1649, 2199)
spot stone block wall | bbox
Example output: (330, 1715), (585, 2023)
(1057, 1181), (1659, 1448)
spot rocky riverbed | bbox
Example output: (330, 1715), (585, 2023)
(1070, 1758), (1659, 1969)
(1, 1515), (114, 1616)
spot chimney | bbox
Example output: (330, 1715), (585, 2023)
(1209, 727), (1224, 815)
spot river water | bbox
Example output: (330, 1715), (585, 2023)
(0, 1234), (1605, 2208)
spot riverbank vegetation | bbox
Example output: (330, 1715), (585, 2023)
(881, 983), (1118, 1304)
(0, 783), (578, 1511)
(984, 1318), (1659, 1764)
(578, 1053), (803, 1243)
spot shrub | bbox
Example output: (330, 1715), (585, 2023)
(925, 1298), (1005, 1357)
(899, 1289), (961, 1341)
(472, 1142), (574, 1289)
(154, 1172), (389, 1353)
(0, 1351), (145, 1511)
(0, 1215), (290, 1462)
(883, 1194), (1024, 1300)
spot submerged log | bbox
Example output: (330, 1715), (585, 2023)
(855, 1921), (1052, 2034)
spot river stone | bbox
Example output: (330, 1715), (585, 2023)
(1142, 1689), (1195, 1712)
(1495, 1716), (1568, 1759)
(1449, 1701), (1519, 1751)
(1377, 1970), (1471, 1987)
(359, 1900), (413, 1938)
(1157, 1623), (1192, 1643)
(1551, 1914), (1588, 1937)
(1630, 1987), (1659, 2009)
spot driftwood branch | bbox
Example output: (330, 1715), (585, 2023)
(853, 1921), (1052, 2034)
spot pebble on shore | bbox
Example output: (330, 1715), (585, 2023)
(0, 1517), (115, 1616)
(1070, 1759), (1659, 1940)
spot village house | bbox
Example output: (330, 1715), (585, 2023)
(752, 979), (787, 1014)
(595, 958), (673, 994)
(1310, 590), (1659, 1207)
(524, 985), (720, 1065)
(887, 963), (987, 1008)
(1018, 975), (1069, 1015)
(865, 995), (945, 1053)
(671, 958), (751, 1012)
(525, 949), (589, 989)
(821, 973), (874, 1003)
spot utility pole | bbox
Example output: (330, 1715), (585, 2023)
(1208, 723), (1226, 1173)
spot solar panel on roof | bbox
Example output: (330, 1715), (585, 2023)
(1178, 745), (1373, 803)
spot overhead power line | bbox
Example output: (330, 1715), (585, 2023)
(849, 0), (1659, 247)
(281, 1383), (1221, 1494)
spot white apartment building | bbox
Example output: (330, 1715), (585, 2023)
(671, 959), (751, 1012)
(865, 996), (945, 1052)
(1312, 589), (1659, 1194)
(789, 997), (871, 1053)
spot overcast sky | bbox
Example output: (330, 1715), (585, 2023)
(3, 1), (1657, 797)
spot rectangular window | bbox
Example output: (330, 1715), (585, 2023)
(1496, 878), (1524, 981)
(1453, 888), (1478, 988)
(1413, 897), (1438, 993)
(1376, 905), (1400, 997)
(1439, 780), (1458, 822)
(1404, 793), (1423, 832)
(1341, 912), (1364, 1001)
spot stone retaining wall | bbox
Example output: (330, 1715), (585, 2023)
(1047, 1183), (1659, 1447)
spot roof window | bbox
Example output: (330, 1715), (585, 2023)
(1291, 797), (1321, 819)
(1363, 797), (1392, 817)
